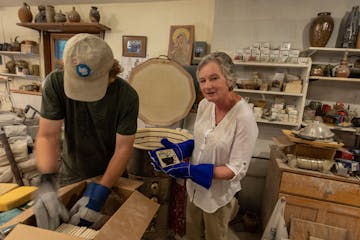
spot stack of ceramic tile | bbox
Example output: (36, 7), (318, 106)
(55, 224), (98, 240)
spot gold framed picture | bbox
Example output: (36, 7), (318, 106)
(168, 25), (195, 65)
(122, 35), (147, 58)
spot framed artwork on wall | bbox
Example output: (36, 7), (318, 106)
(49, 33), (75, 71)
(122, 36), (147, 58)
(168, 25), (195, 65)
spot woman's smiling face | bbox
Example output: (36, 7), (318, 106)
(198, 61), (231, 104)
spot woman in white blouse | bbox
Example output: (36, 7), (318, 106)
(186, 52), (258, 240)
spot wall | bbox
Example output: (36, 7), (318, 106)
(0, 0), (215, 111)
(211, 0), (360, 217)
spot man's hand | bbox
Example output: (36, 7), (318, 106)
(34, 174), (69, 230)
(69, 182), (111, 229)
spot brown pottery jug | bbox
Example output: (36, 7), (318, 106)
(68, 7), (81, 22)
(335, 52), (351, 78)
(18, 2), (33, 23)
(309, 12), (334, 47)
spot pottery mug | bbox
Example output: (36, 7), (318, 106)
(31, 64), (40, 76)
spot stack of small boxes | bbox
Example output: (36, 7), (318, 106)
(234, 42), (307, 64)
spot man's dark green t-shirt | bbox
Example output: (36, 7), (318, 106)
(41, 70), (139, 182)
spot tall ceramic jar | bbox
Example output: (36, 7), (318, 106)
(309, 12), (334, 47)
(335, 52), (351, 78)
(18, 2), (33, 23)
(89, 6), (100, 23)
(68, 7), (81, 22)
(46, 5), (55, 23)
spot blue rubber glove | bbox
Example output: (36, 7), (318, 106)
(163, 161), (214, 189)
(149, 138), (194, 170)
(69, 182), (111, 229)
(149, 138), (213, 189)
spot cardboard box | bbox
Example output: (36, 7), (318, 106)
(3, 177), (159, 240)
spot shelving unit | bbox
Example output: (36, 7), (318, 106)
(233, 60), (312, 127)
(301, 47), (360, 144)
(0, 50), (42, 96)
(17, 22), (111, 76)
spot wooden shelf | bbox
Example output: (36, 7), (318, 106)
(257, 119), (299, 127)
(0, 51), (39, 57)
(10, 89), (42, 96)
(0, 73), (40, 80)
(16, 22), (111, 33)
(234, 88), (304, 97)
(309, 76), (360, 82)
(302, 47), (360, 57)
(233, 60), (310, 68)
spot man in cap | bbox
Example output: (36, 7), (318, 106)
(34, 33), (139, 230)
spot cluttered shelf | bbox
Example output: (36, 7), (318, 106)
(256, 119), (299, 127)
(0, 51), (39, 58)
(233, 60), (310, 68)
(301, 47), (360, 57)
(0, 73), (40, 80)
(10, 89), (41, 96)
(302, 121), (359, 133)
(275, 156), (360, 187)
(16, 22), (111, 33)
(309, 76), (360, 82)
(233, 88), (304, 97)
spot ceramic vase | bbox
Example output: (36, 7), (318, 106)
(309, 12), (334, 47)
(35, 5), (47, 23)
(68, 7), (81, 22)
(89, 6), (100, 23)
(18, 2), (33, 23)
(335, 52), (350, 78)
(54, 10), (66, 22)
(46, 5), (55, 23)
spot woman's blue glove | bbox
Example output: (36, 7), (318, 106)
(69, 182), (111, 229)
(164, 162), (214, 189)
(149, 138), (213, 189)
(149, 138), (194, 171)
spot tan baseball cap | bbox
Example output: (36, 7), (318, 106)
(63, 33), (114, 102)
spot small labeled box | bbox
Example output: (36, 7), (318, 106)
(21, 44), (39, 54)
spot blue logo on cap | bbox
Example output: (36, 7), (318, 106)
(76, 64), (91, 77)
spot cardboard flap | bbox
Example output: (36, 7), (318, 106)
(95, 191), (159, 240)
(5, 224), (83, 240)
(114, 177), (143, 191)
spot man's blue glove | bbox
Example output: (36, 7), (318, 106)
(69, 182), (111, 229)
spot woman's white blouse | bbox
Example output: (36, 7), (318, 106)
(186, 98), (258, 213)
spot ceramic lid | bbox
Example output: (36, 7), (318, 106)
(128, 58), (195, 126)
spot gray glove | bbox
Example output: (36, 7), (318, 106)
(34, 174), (69, 230)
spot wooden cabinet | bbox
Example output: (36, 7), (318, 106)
(262, 147), (360, 240)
